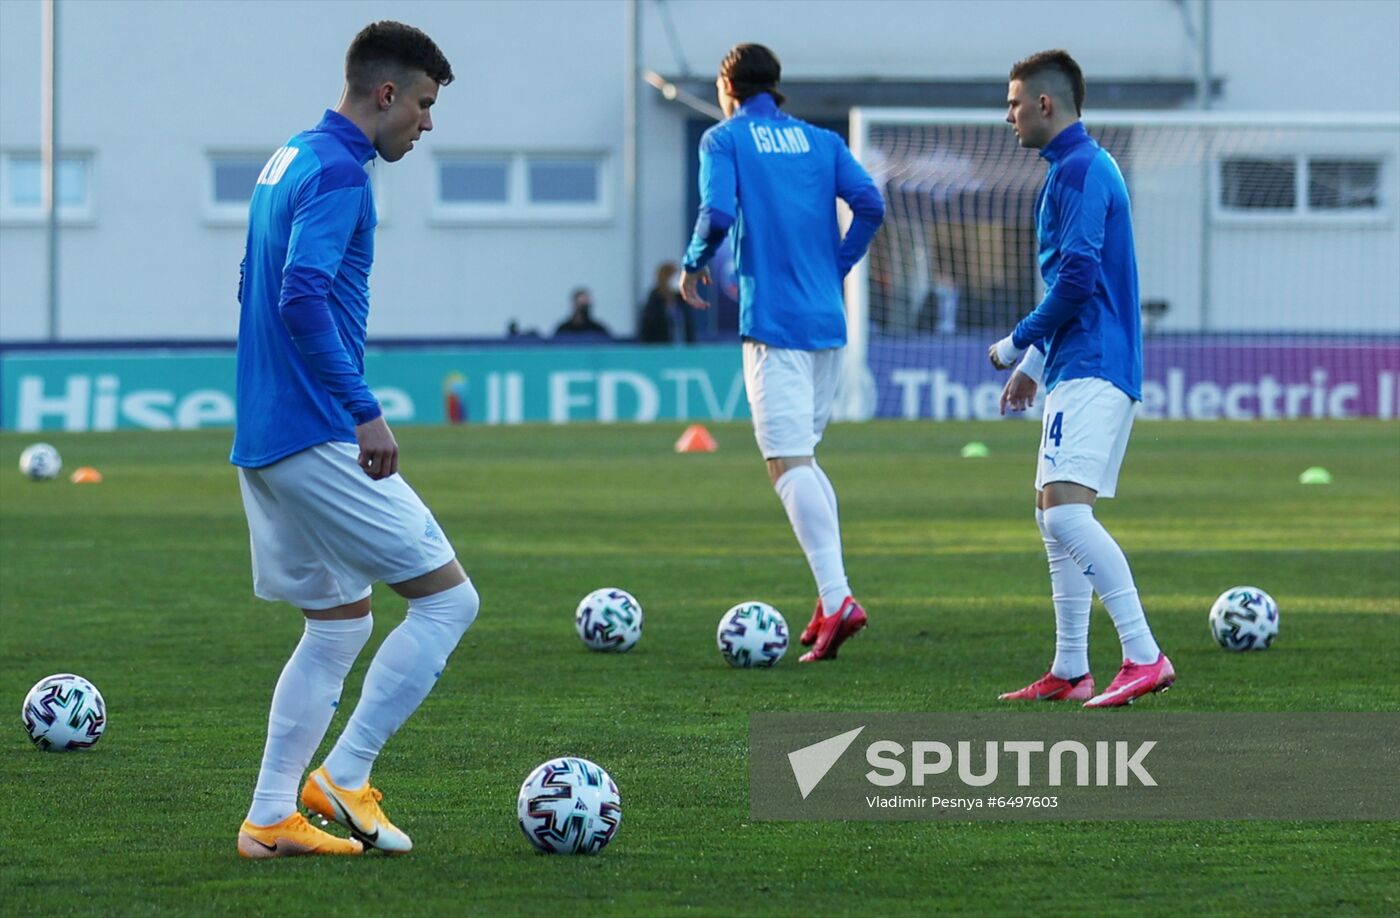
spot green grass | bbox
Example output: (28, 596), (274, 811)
(1, 421), (1398, 916)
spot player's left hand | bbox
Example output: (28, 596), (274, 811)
(999, 371), (1038, 415)
(680, 267), (712, 310)
(988, 335), (1024, 370)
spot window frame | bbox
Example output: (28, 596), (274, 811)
(0, 150), (95, 225)
(1213, 152), (1390, 227)
(432, 151), (611, 225)
(1306, 157), (1383, 211)
(437, 155), (513, 207)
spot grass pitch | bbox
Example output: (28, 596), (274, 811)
(2, 420), (1397, 916)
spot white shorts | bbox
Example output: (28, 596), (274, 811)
(237, 442), (457, 610)
(1035, 378), (1137, 499)
(743, 340), (842, 459)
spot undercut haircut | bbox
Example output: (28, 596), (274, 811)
(720, 43), (787, 107)
(346, 21), (454, 95)
(1010, 49), (1085, 116)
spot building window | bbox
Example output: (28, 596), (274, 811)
(1308, 159), (1380, 211)
(440, 158), (510, 204)
(1219, 155), (1384, 218)
(434, 153), (608, 223)
(207, 154), (272, 222)
(211, 157), (267, 205)
(0, 152), (92, 222)
(1220, 158), (1296, 211)
(527, 158), (599, 204)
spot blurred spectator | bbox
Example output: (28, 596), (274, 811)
(507, 319), (541, 339)
(638, 262), (695, 344)
(554, 287), (611, 337)
(933, 272), (961, 335)
(914, 271), (962, 335)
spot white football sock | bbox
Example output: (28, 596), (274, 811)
(1042, 504), (1161, 665)
(247, 614), (373, 826)
(1036, 508), (1092, 680)
(811, 461), (847, 613)
(774, 466), (850, 616)
(323, 580), (479, 789)
(810, 461), (840, 523)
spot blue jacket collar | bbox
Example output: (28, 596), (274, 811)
(315, 109), (377, 165)
(1040, 121), (1091, 163)
(736, 93), (781, 119)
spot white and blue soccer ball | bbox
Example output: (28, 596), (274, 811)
(1209, 586), (1280, 651)
(517, 756), (621, 855)
(22, 673), (107, 751)
(18, 443), (62, 481)
(575, 588), (643, 652)
(717, 601), (789, 667)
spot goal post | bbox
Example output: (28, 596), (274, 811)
(839, 108), (1400, 421)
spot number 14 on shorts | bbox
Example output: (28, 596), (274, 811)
(1044, 411), (1064, 448)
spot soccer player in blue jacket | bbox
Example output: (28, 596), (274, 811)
(680, 44), (885, 662)
(989, 50), (1174, 708)
(233, 22), (479, 858)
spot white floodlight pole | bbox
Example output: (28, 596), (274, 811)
(838, 107), (875, 421)
(1197, 0), (1214, 330)
(42, 0), (60, 340)
(624, 0), (642, 313)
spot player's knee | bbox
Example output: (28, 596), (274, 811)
(1041, 502), (1094, 544)
(442, 578), (480, 635)
(767, 455), (812, 486)
(407, 578), (479, 645)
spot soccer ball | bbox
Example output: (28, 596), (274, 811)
(21, 673), (107, 751)
(717, 601), (789, 667)
(1209, 586), (1280, 651)
(574, 588), (643, 652)
(18, 443), (62, 480)
(517, 756), (621, 854)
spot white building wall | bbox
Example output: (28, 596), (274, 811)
(638, 0), (1199, 80)
(1123, 140), (1209, 332)
(1, 0), (1397, 341)
(1, 0), (630, 341)
(1203, 124), (1400, 332)
(1123, 120), (1400, 333)
(1210, 0), (1400, 112)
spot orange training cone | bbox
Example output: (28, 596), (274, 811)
(674, 424), (718, 453)
(70, 466), (103, 484)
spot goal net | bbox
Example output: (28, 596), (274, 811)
(842, 110), (1400, 421)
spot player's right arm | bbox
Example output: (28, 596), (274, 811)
(680, 129), (737, 309)
(353, 416), (398, 479)
(280, 169), (396, 478)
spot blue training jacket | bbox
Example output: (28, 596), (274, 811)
(1012, 122), (1142, 400)
(231, 110), (381, 469)
(683, 94), (885, 350)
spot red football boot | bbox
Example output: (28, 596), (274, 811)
(1083, 655), (1176, 708)
(799, 599), (823, 646)
(998, 670), (1095, 702)
(798, 597), (867, 663)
